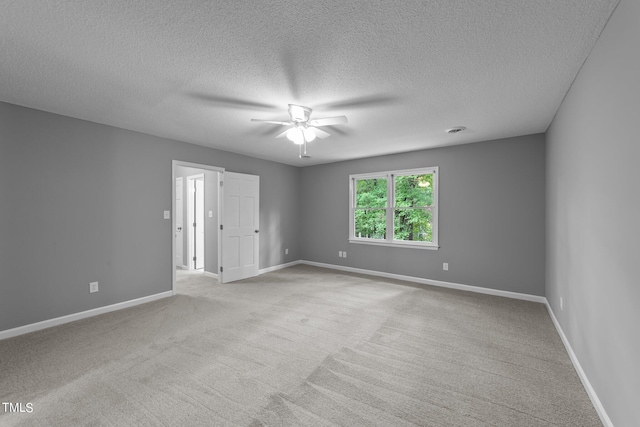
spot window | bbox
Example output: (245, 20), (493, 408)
(349, 167), (438, 249)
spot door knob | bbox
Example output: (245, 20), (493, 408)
(255, 230), (259, 233)
(177, 227), (182, 231)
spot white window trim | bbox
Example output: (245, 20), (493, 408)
(349, 167), (439, 250)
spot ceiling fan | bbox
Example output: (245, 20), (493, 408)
(251, 104), (348, 158)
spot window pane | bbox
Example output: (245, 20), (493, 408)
(394, 208), (433, 242)
(355, 209), (386, 239)
(355, 178), (387, 208)
(394, 174), (433, 208)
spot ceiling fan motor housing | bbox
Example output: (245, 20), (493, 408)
(288, 104), (312, 122)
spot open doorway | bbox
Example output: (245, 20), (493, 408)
(172, 161), (223, 293)
(172, 161), (261, 292)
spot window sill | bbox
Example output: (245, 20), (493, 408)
(348, 239), (439, 250)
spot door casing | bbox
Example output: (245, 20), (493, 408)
(175, 177), (184, 268)
(187, 174), (205, 270)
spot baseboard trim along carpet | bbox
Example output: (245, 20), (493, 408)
(544, 302), (613, 427)
(299, 260), (546, 303)
(203, 271), (218, 279)
(259, 260), (303, 275)
(0, 291), (173, 341)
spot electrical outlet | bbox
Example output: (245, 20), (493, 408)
(89, 282), (99, 293)
(343, 251), (347, 258)
(338, 251), (343, 257)
(443, 263), (448, 271)
(285, 248), (289, 255)
(163, 210), (170, 219)
(560, 297), (564, 311)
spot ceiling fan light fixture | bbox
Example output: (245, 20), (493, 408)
(303, 127), (316, 142)
(286, 127), (305, 145)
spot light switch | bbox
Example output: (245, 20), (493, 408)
(209, 211), (213, 218)
(163, 210), (171, 219)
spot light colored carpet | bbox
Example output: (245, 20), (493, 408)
(0, 265), (600, 426)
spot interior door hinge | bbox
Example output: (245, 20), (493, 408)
(220, 266), (223, 272)
(220, 224), (223, 230)
(220, 180), (223, 187)
(193, 257), (196, 262)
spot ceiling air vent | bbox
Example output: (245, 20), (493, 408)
(445, 126), (467, 134)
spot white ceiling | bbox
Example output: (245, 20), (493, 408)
(1, 0), (618, 166)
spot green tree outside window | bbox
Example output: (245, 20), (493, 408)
(353, 172), (435, 244)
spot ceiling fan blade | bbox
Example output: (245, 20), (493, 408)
(309, 116), (348, 127)
(250, 119), (291, 126)
(325, 125), (350, 136)
(188, 93), (278, 110)
(311, 127), (331, 139)
(258, 124), (287, 137)
(316, 94), (398, 110)
(275, 128), (291, 138)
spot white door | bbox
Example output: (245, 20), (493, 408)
(175, 177), (183, 268)
(187, 174), (205, 270)
(221, 172), (259, 283)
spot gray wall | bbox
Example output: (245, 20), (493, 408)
(0, 101), (300, 331)
(300, 134), (546, 296)
(175, 165), (219, 273)
(546, 0), (639, 425)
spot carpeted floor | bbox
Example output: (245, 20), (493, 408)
(0, 265), (601, 426)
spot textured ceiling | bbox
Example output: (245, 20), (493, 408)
(1, 0), (618, 166)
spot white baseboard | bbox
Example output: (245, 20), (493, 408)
(544, 302), (613, 427)
(0, 291), (173, 341)
(203, 271), (218, 279)
(298, 260), (546, 303)
(259, 260), (303, 275)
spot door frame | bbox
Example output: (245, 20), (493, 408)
(186, 173), (205, 270)
(172, 160), (224, 294)
(175, 176), (184, 269)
